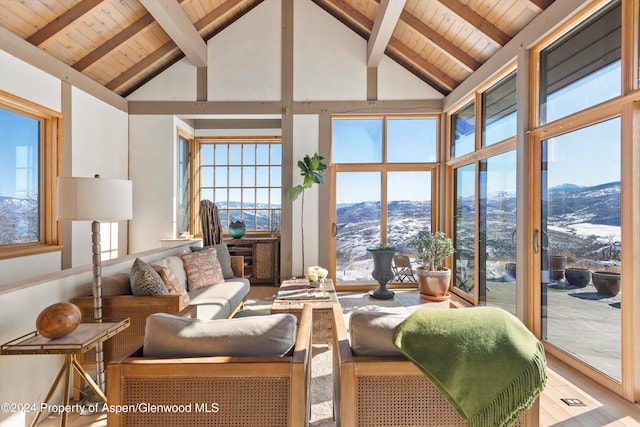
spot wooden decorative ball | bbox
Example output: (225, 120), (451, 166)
(36, 302), (82, 339)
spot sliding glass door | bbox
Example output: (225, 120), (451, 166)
(539, 118), (621, 381)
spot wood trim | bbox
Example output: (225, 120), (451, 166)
(0, 90), (63, 260)
(621, 0), (639, 94)
(620, 102), (640, 402)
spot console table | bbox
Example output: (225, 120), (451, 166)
(225, 237), (280, 286)
(1, 319), (130, 427)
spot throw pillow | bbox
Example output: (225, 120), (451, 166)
(191, 244), (235, 279)
(130, 258), (169, 296)
(143, 312), (298, 358)
(180, 248), (225, 292)
(153, 264), (190, 307)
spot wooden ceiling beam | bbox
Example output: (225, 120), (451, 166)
(139, 0), (207, 67)
(526, 0), (554, 13)
(26, 0), (104, 46)
(367, 0), (407, 67)
(106, 42), (179, 92)
(435, 0), (510, 46)
(195, 0), (259, 37)
(399, 10), (480, 72)
(73, 14), (156, 71)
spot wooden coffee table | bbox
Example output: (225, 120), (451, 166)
(271, 278), (339, 343)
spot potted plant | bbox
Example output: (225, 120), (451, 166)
(287, 153), (327, 276)
(407, 230), (454, 300)
(367, 244), (397, 299)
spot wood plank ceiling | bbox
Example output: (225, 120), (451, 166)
(0, 0), (554, 97)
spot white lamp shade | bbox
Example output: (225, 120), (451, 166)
(57, 177), (133, 221)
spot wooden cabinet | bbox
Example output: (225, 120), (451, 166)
(225, 237), (280, 286)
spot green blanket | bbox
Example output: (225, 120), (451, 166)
(392, 307), (547, 427)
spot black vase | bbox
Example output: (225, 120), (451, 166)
(368, 248), (397, 299)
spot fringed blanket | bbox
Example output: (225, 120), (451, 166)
(393, 307), (547, 427)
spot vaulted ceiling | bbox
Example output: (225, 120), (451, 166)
(0, 0), (554, 98)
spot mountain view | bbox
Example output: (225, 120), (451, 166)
(0, 196), (38, 245)
(334, 181), (621, 283)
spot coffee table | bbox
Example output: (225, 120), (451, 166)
(271, 278), (339, 343)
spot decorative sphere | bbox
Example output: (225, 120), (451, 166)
(36, 302), (82, 339)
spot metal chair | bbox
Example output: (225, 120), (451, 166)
(392, 255), (417, 283)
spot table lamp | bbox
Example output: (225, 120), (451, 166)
(57, 175), (133, 392)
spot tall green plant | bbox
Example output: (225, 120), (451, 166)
(287, 153), (327, 275)
(407, 230), (454, 271)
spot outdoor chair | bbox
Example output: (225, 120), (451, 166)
(392, 254), (417, 283)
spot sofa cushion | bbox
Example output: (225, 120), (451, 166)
(143, 312), (298, 358)
(350, 311), (409, 356)
(130, 258), (169, 296)
(180, 248), (225, 291)
(192, 244), (235, 279)
(188, 280), (249, 312)
(188, 298), (231, 320)
(153, 265), (190, 308)
(163, 256), (188, 290)
(101, 271), (132, 296)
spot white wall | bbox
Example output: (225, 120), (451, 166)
(208, 0), (281, 101)
(294, 0), (367, 101)
(291, 115), (320, 276)
(127, 58), (197, 101)
(128, 115), (177, 253)
(0, 50), (61, 112)
(378, 56), (444, 100)
(69, 87), (129, 267)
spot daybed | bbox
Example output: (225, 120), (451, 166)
(72, 244), (250, 394)
(107, 304), (312, 427)
(332, 304), (539, 427)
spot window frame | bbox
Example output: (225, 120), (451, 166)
(193, 136), (282, 237)
(0, 90), (63, 260)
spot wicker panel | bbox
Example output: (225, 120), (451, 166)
(254, 242), (274, 280)
(356, 375), (467, 427)
(121, 377), (290, 426)
(356, 375), (525, 427)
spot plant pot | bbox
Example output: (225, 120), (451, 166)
(551, 255), (567, 281)
(564, 267), (591, 288)
(592, 271), (621, 296)
(504, 262), (516, 282)
(367, 248), (397, 299)
(416, 267), (451, 298)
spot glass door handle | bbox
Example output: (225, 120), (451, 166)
(332, 223), (337, 237)
(534, 229), (540, 254)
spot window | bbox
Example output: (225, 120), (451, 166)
(0, 91), (62, 259)
(539, 0), (621, 124)
(482, 72), (517, 147)
(330, 116), (438, 285)
(450, 100), (475, 158)
(177, 131), (191, 236)
(196, 137), (281, 233)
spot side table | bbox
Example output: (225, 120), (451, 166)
(1, 319), (130, 427)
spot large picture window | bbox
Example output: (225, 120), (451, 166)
(196, 137), (281, 233)
(0, 92), (61, 259)
(330, 115), (437, 285)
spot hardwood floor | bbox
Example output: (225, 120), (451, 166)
(38, 286), (640, 426)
